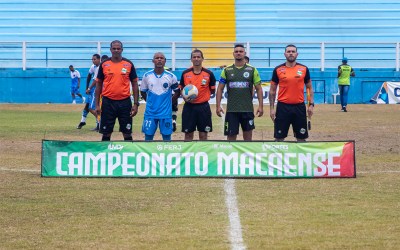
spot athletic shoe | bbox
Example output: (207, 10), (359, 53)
(91, 124), (99, 132)
(343, 107), (347, 112)
(82, 97), (86, 103)
(76, 122), (86, 129)
(172, 120), (177, 132)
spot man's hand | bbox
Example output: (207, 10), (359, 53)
(270, 108), (276, 121)
(183, 95), (195, 103)
(307, 105), (314, 119)
(256, 106), (264, 117)
(130, 104), (138, 117)
(216, 106), (224, 117)
(96, 105), (101, 116)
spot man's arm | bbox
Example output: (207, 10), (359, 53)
(130, 79), (139, 117)
(86, 73), (91, 89)
(305, 81), (314, 119)
(172, 89), (180, 104)
(254, 84), (264, 117)
(269, 83), (277, 121)
(351, 68), (355, 77)
(95, 79), (103, 115)
(216, 83), (225, 117)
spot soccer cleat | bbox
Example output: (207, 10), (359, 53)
(91, 124), (99, 132)
(172, 120), (177, 132)
(76, 122), (86, 129)
(82, 97), (86, 103)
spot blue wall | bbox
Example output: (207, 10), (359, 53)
(1, 68), (399, 104)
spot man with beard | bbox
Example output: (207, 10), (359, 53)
(269, 44), (314, 142)
(216, 44), (264, 141)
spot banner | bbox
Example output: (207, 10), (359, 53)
(370, 81), (400, 104)
(42, 140), (356, 178)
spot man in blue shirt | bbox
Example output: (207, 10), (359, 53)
(140, 52), (179, 141)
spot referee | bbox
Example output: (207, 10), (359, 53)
(269, 44), (314, 142)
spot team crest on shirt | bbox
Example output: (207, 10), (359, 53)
(163, 82), (169, 89)
(121, 68), (127, 74)
(202, 79), (207, 85)
(243, 72), (250, 78)
(297, 70), (303, 76)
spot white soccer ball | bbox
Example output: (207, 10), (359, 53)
(182, 84), (198, 101)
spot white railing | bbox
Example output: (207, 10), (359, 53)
(0, 41), (399, 70)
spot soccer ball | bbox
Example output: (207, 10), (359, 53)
(182, 84), (198, 101)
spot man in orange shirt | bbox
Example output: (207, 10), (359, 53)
(269, 44), (314, 142)
(95, 40), (140, 141)
(174, 49), (216, 141)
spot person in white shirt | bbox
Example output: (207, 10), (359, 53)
(140, 52), (179, 141)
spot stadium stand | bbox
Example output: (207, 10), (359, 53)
(0, 0), (400, 103)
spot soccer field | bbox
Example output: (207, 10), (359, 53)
(0, 104), (399, 249)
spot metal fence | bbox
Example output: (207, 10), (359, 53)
(1, 41), (399, 70)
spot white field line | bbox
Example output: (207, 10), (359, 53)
(1, 167), (399, 175)
(0, 168), (40, 172)
(219, 107), (246, 250)
(224, 178), (246, 250)
(357, 170), (400, 174)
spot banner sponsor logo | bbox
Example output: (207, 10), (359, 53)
(42, 141), (356, 178)
(370, 81), (400, 104)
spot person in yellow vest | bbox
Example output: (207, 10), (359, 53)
(338, 57), (355, 112)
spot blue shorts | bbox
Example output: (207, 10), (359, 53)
(71, 85), (80, 95)
(87, 92), (96, 110)
(142, 117), (173, 136)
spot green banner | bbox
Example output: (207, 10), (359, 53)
(41, 140), (356, 178)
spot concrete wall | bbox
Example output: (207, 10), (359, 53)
(1, 68), (399, 104)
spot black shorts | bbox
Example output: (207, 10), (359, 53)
(274, 102), (308, 139)
(99, 96), (133, 134)
(224, 112), (255, 136)
(181, 102), (212, 133)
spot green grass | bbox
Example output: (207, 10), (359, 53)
(0, 104), (399, 249)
